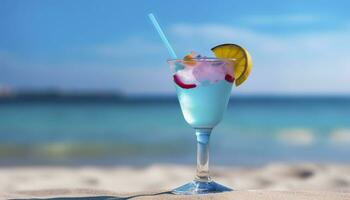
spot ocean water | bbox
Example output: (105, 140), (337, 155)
(0, 96), (350, 166)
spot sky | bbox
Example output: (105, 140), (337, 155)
(1, 0), (350, 95)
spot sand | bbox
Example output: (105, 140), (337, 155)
(1, 163), (350, 199)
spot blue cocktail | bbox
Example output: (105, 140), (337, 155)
(168, 57), (235, 194)
(148, 13), (252, 195)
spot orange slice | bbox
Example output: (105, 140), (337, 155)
(211, 43), (252, 86)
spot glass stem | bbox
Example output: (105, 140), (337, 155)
(195, 128), (212, 182)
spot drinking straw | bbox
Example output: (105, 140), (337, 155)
(148, 13), (177, 59)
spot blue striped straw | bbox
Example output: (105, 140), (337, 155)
(148, 13), (177, 59)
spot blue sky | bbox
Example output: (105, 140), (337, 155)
(1, 0), (350, 95)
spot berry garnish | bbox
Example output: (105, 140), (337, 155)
(225, 74), (235, 83)
(173, 74), (196, 89)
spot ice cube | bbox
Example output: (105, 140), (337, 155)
(176, 67), (197, 84)
(193, 63), (226, 83)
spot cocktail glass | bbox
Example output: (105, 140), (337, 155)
(167, 58), (235, 195)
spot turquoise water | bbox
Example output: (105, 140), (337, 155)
(0, 97), (350, 166)
(176, 80), (232, 128)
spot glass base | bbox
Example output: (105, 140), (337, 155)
(172, 180), (233, 195)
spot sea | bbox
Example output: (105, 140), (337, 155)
(0, 96), (350, 166)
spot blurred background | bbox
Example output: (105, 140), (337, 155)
(0, 0), (350, 167)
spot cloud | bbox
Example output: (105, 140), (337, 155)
(93, 37), (164, 58)
(0, 50), (18, 65)
(0, 41), (174, 94)
(0, 52), (174, 94)
(0, 50), (23, 86)
(242, 14), (323, 25)
(170, 23), (350, 94)
(2, 22), (350, 95)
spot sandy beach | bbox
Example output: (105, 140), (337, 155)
(1, 163), (350, 199)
